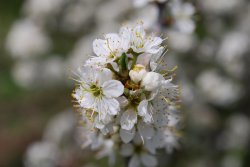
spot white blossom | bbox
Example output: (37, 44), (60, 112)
(72, 66), (124, 122)
(72, 21), (181, 166)
(120, 22), (163, 54)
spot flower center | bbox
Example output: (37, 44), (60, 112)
(90, 84), (103, 97)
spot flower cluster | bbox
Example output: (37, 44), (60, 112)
(72, 21), (181, 167)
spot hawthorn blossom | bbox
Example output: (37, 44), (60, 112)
(86, 33), (129, 67)
(72, 66), (124, 121)
(120, 22), (163, 54)
(72, 21), (181, 166)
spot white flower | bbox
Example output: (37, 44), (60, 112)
(120, 22), (163, 54)
(129, 64), (147, 83)
(72, 21), (181, 164)
(88, 33), (129, 66)
(72, 66), (124, 121)
(141, 72), (163, 91)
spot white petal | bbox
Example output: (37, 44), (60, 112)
(97, 68), (113, 85)
(102, 80), (124, 98)
(153, 110), (168, 128)
(94, 116), (105, 130)
(85, 56), (107, 67)
(133, 132), (143, 145)
(138, 100), (153, 123)
(134, 24), (146, 38)
(148, 89), (159, 100)
(129, 155), (140, 167)
(82, 92), (95, 109)
(104, 33), (122, 51)
(119, 26), (131, 50)
(120, 143), (134, 157)
(101, 97), (120, 116)
(93, 39), (109, 56)
(120, 127), (136, 143)
(141, 72), (164, 91)
(133, 0), (148, 8)
(116, 96), (129, 108)
(138, 121), (154, 140)
(138, 100), (148, 117)
(145, 139), (157, 154)
(110, 62), (119, 72)
(120, 109), (137, 130)
(140, 153), (157, 167)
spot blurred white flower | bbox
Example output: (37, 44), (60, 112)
(196, 70), (242, 106)
(11, 56), (65, 88)
(132, 4), (159, 30)
(23, 0), (69, 18)
(216, 32), (249, 78)
(167, 30), (196, 52)
(200, 0), (244, 14)
(42, 56), (65, 84)
(129, 151), (157, 167)
(96, 0), (133, 23)
(6, 19), (51, 58)
(24, 141), (58, 167)
(43, 111), (76, 144)
(61, 2), (95, 33)
(170, 0), (195, 33)
(218, 114), (250, 150)
(12, 60), (37, 88)
(67, 35), (94, 71)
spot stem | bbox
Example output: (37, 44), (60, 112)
(107, 63), (121, 77)
(131, 53), (139, 69)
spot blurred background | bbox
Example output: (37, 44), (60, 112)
(0, 0), (250, 167)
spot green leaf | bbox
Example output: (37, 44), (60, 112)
(119, 53), (128, 77)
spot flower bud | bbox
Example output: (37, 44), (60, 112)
(141, 72), (163, 91)
(129, 64), (147, 83)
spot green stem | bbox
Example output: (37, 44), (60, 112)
(131, 53), (140, 69)
(107, 63), (120, 77)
